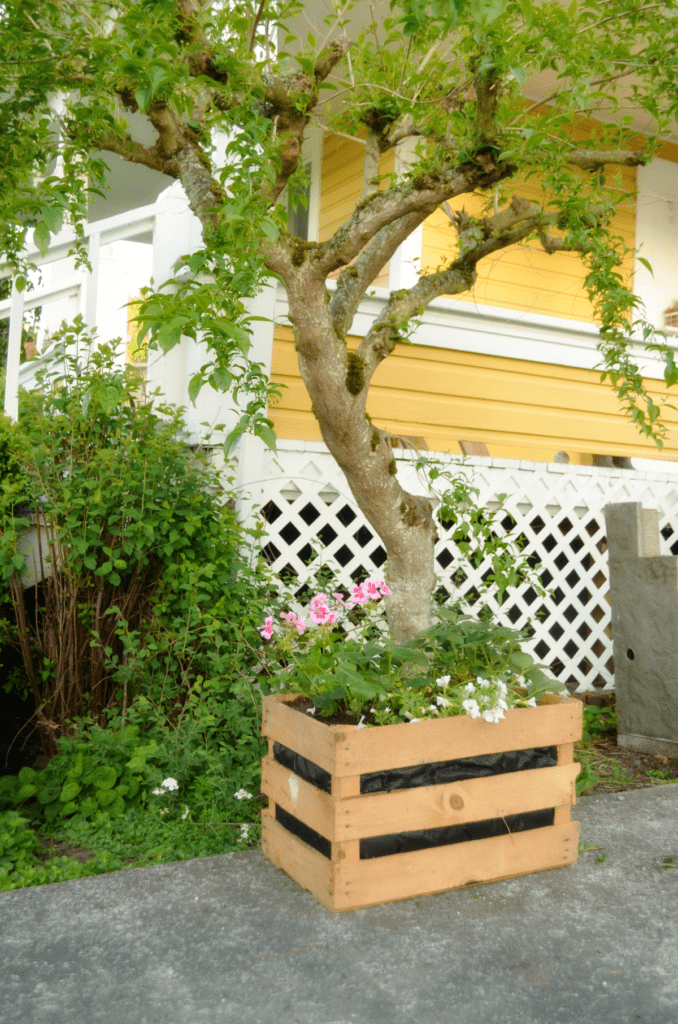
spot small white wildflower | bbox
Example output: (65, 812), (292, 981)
(436, 695), (451, 708)
(408, 718), (421, 723)
(181, 805), (190, 820)
(497, 681), (507, 694)
(463, 682), (476, 696)
(234, 788), (253, 801)
(403, 711), (420, 722)
(240, 824), (250, 841)
(525, 697), (537, 707)
(152, 788), (164, 796)
(436, 675), (451, 688)
(357, 715), (367, 729)
(482, 707), (505, 724)
(383, 706), (391, 714)
(497, 698), (509, 711)
(462, 699), (481, 719)
(161, 777), (179, 792)
(428, 704), (439, 713)
(476, 676), (491, 689)
(159, 808), (168, 815)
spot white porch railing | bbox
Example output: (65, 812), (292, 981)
(253, 441), (678, 693)
(1, 204), (156, 418)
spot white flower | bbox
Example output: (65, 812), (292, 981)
(152, 788), (164, 796)
(436, 675), (451, 688)
(463, 682), (476, 695)
(497, 681), (507, 694)
(404, 711), (420, 723)
(181, 805), (190, 820)
(234, 788), (253, 801)
(383, 706), (391, 714)
(436, 695), (451, 708)
(357, 716), (367, 729)
(161, 777), (179, 791)
(306, 707), (316, 715)
(525, 697), (537, 707)
(497, 698), (508, 711)
(476, 676), (491, 689)
(159, 808), (168, 815)
(482, 707), (505, 723)
(462, 699), (481, 719)
(428, 704), (439, 713)
(240, 824), (250, 841)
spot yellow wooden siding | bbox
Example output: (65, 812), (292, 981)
(422, 164), (636, 323)
(269, 327), (678, 463)
(319, 134), (395, 290)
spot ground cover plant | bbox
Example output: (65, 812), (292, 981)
(0, 332), (293, 891)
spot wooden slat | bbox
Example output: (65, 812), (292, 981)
(331, 697), (582, 776)
(333, 763), (580, 841)
(263, 694), (582, 777)
(261, 814), (335, 911)
(262, 695), (337, 774)
(331, 821), (580, 911)
(261, 755), (336, 840)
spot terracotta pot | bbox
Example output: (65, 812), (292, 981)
(261, 692), (582, 912)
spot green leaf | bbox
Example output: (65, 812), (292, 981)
(637, 257), (654, 277)
(211, 366), (232, 391)
(41, 205), (64, 234)
(188, 373), (203, 405)
(60, 780), (81, 802)
(92, 765), (118, 790)
(33, 221), (51, 256)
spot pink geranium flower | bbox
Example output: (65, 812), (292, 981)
(349, 583), (369, 605)
(280, 611), (307, 635)
(309, 593), (337, 625)
(258, 616), (274, 640)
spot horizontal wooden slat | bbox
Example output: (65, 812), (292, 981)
(333, 762), (580, 841)
(262, 754), (579, 842)
(332, 697), (582, 776)
(261, 813), (335, 911)
(261, 694), (338, 774)
(261, 754), (336, 840)
(262, 694), (582, 777)
(332, 821), (580, 911)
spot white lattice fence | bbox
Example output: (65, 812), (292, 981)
(253, 441), (678, 692)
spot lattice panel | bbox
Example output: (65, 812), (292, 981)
(254, 443), (678, 692)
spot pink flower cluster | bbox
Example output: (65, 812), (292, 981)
(258, 578), (392, 642)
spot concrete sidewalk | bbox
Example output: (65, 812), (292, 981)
(2, 785), (678, 1024)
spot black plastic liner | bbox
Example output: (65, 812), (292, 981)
(275, 805), (331, 858)
(360, 807), (555, 859)
(273, 741), (332, 793)
(275, 804), (555, 860)
(272, 740), (557, 795)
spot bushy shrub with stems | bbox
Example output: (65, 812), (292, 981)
(0, 323), (288, 889)
(0, 319), (275, 756)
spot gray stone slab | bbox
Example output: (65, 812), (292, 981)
(3, 786), (678, 1024)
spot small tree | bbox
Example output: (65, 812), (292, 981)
(1, 0), (677, 641)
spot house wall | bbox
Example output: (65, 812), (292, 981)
(269, 129), (678, 465)
(319, 134), (395, 290)
(269, 325), (678, 463)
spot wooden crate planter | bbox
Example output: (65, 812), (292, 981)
(261, 692), (583, 912)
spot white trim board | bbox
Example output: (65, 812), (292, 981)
(273, 282), (676, 380)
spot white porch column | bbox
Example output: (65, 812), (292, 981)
(3, 282), (24, 422)
(234, 279), (278, 525)
(389, 139), (423, 291)
(145, 183), (203, 410)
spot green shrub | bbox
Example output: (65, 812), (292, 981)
(0, 320), (273, 754)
